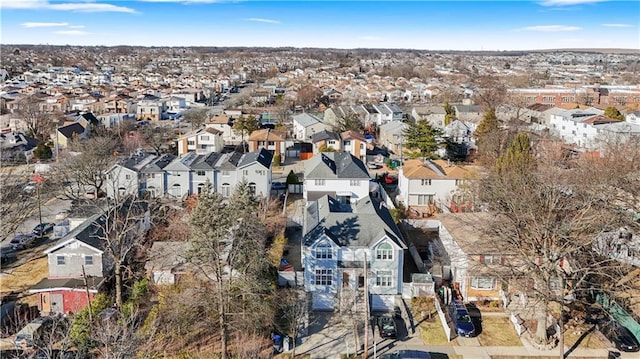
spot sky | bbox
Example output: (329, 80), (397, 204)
(1, 0), (638, 51)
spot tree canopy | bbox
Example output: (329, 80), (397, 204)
(604, 106), (624, 121)
(402, 119), (442, 158)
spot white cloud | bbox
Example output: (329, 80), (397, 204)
(1, 0), (137, 13)
(68, 25), (85, 29)
(245, 18), (281, 24)
(539, 0), (605, 6)
(602, 23), (634, 28)
(360, 36), (384, 41)
(21, 22), (69, 28)
(519, 25), (582, 32)
(54, 30), (90, 35)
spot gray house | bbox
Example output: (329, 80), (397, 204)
(141, 153), (176, 198)
(302, 194), (407, 311)
(105, 152), (157, 200)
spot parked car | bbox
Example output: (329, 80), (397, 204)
(449, 300), (475, 337)
(380, 350), (431, 359)
(9, 234), (36, 250)
(32, 223), (54, 237)
(22, 182), (37, 193)
(601, 322), (640, 352)
(55, 211), (69, 221)
(383, 174), (398, 185)
(271, 182), (287, 191)
(1, 249), (17, 265)
(14, 316), (54, 349)
(377, 315), (397, 339)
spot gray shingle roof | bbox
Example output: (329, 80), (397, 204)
(303, 194), (406, 249)
(304, 152), (370, 180)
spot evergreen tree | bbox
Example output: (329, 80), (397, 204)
(33, 142), (52, 160)
(402, 119), (442, 158)
(496, 132), (536, 175)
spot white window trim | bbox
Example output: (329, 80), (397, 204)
(471, 276), (495, 290)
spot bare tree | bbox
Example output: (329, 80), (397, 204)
(137, 125), (174, 155)
(0, 171), (35, 241)
(296, 85), (322, 110)
(182, 109), (208, 130)
(276, 288), (309, 357)
(14, 95), (57, 141)
(476, 132), (637, 351)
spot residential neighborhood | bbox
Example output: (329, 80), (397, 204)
(1, 43), (639, 359)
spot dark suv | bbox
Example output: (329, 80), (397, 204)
(449, 300), (475, 337)
(377, 315), (397, 339)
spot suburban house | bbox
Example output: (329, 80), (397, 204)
(302, 194), (408, 311)
(411, 105), (446, 128)
(442, 119), (476, 159)
(140, 153), (176, 198)
(454, 105), (483, 123)
(548, 108), (612, 149)
(29, 201), (150, 315)
(176, 128), (224, 156)
(136, 95), (166, 121)
(145, 241), (192, 285)
(340, 130), (368, 162)
(105, 152), (157, 200)
(378, 121), (407, 155)
(397, 159), (473, 216)
(56, 122), (87, 150)
(0, 131), (39, 162)
(205, 114), (240, 145)
(310, 130), (341, 154)
(292, 113), (331, 140)
(247, 129), (286, 160)
(303, 152), (371, 204)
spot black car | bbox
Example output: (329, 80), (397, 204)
(380, 350), (431, 359)
(271, 182), (287, 191)
(449, 300), (475, 337)
(602, 323), (640, 352)
(32, 223), (54, 237)
(377, 315), (397, 339)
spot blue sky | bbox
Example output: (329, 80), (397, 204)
(1, 1), (638, 50)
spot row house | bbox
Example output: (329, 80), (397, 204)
(106, 149), (273, 200)
(548, 107), (611, 149)
(302, 194), (408, 311)
(378, 121), (407, 155)
(248, 129), (286, 160)
(412, 105), (446, 128)
(324, 103), (404, 129)
(205, 114), (240, 145)
(508, 86), (640, 107)
(292, 113), (331, 140)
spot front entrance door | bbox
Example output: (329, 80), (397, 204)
(50, 294), (63, 313)
(41, 294), (50, 313)
(342, 272), (350, 287)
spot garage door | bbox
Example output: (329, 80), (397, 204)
(371, 294), (395, 312)
(312, 291), (334, 311)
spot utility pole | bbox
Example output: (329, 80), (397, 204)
(82, 265), (93, 322)
(364, 252), (369, 359)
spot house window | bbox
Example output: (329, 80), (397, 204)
(376, 243), (393, 260)
(481, 255), (501, 264)
(222, 170), (230, 177)
(421, 179), (431, 186)
(315, 269), (333, 286)
(85, 256), (93, 266)
(471, 276), (495, 290)
(125, 174), (131, 180)
(196, 170), (205, 176)
(57, 256), (66, 265)
(315, 179), (326, 186)
(248, 182), (256, 195)
(375, 270), (392, 287)
(187, 140), (195, 146)
(455, 179), (463, 186)
(328, 140), (336, 145)
(221, 183), (231, 197)
(417, 194), (434, 206)
(243, 170), (248, 176)
(201, 135), (210, 141)
(268, 141), (275, 146)
(344, 140), (351, 146)
(315, 242), (333, 259)
(350, 180), (360, 186)
(255, 170), (265, 176)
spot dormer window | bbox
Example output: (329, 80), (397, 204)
(315, 242), (333, 259)
(376, 243), (393, 260)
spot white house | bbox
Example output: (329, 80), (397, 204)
(302, 194), (407, 311)
(303, 152), (371, 204)
(105, 152), (157, 200)
(397, 159), (473, 215)
(176, 128), (225, 156)
(292, 113), (331, 140)
(547, 108), (622, 149)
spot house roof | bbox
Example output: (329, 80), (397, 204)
(58, 123), (85, 139)
(141, 153), (176, 173)
(310, 130), (340, 143)
(216, 151), (244, 170)
(238, 148), (273, 169)
(145, 241), (191, 272)
(293, 113), (323, 127)
(454, 105), (481, 113)
(29, 277), (103, 293)
(341, 130), (367, 142)
(248, 129), (285, 142)
(304, 152), (370, 180)
(436, 212), (500, 255)
(401, 159), (468, 180)
(379, 121), (407, 135)
(122, 152), (157, 171)
(304, 194), (407, 249)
